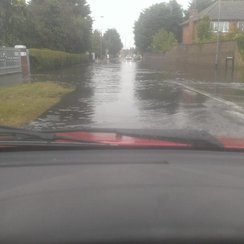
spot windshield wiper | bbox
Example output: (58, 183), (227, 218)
(0, 126), (106, 146)
(0, 126), (224, 149)
(48, 127), (224, 149)
(114, 128), (223, 149)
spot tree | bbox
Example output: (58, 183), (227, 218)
(28, 0), (92, 52)
(103, 29), (123, 57)
(151, 28), (177, 53)
(134, 0), (183, 53)
(196, 16), (213, 43)
(91, 30), (103, 58)
(0, 0), (30, 46)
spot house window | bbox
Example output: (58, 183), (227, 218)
(238, 22), (244, 31)
(211, 21), (230, 33)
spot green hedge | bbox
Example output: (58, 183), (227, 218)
(29, 48), (89, 72)
(235, 33), (244, 60)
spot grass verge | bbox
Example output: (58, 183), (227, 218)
(0, 82), (74, 127)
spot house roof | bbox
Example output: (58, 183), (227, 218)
(181, 0), (244, 26)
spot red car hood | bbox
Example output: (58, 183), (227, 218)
(55, 131), (244, 149)
(217, 137), (244, 149)
(1, 128), (244, 149)
(56, 131), (191, 147)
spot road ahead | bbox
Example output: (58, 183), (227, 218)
(29, 62), (244, 138)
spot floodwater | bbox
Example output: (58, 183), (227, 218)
(29, 61), (244, 137)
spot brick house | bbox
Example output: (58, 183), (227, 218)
(181, 0), (244, 45)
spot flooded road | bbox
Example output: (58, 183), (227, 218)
(29, 62), (244, 137)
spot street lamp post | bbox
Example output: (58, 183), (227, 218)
(91, 15), (104, 61)
(100, 30), (103, 60)
(215, 0), (221, 70)
(97, 16), (104, 61)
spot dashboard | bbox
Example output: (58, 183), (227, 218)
(1, 149), (244, 243)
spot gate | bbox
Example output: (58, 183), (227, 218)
(0, 47), (21, 75)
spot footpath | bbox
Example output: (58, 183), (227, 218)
(174, 80), (244, 117)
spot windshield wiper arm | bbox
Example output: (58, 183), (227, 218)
(0, 126), (104, 145)
(55, 127), (223, 149)
(0, 126), (55, 141)
(113, 128), (223, 149)
(0, 126), (224, 149)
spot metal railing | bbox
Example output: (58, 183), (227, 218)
(0, 47), (21, 75)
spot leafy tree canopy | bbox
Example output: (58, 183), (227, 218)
(103, 29), (123, 57)
(92, 30), (103, 58)
(0, 0), (29, 46)
(134, 0), (183, 53)
(196, 16), (213, 43)
(151, 28), (177, 53)
(28, 0), (92, 53)
(0, 0), (93, 53)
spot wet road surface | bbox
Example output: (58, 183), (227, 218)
(29, 62), (244, 137)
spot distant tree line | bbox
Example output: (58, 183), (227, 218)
(134, 0), (183, 53)
(0, 0), (122, 56)
(92, 29), (123, 58)
(134, 0), (216, 53)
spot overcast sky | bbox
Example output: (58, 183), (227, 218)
(88, 0), (189, 48)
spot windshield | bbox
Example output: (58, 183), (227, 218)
(1, 0), (244, 144)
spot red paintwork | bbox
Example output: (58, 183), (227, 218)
(217, 137), (244, 149)
(56, 131), (191, 148)
(56, 132), (244, 149)
(2, 131), (244, 149)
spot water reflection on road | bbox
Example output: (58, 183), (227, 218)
(29, 62), (244, 137)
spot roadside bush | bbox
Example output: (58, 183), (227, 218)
(151, 28), (178, 53)
(234, 32), (244, 59)
(29, 49), (89, 72)
(195, 16), (213, 43)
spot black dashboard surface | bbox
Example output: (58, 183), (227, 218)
(1, 149), (244, 243)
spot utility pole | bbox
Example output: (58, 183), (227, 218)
(100, 16), (104, 61)
(215, 0), (221, 70)
(100, 31), (103, 60)
(91, 15), (104, 61)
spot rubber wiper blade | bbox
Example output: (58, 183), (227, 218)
(0, 126), (223, 149)
(0, 126), (55, 141)
(60, 127), (223, 149)
(0, 126), (103, 144)
(113, 129), (224, 149)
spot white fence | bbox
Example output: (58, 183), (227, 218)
(0, 47), (22, 75)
